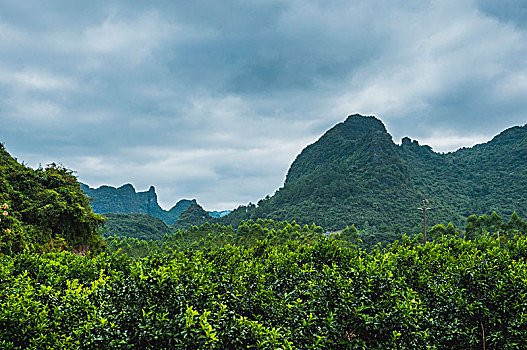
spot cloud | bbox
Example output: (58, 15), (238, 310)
(332, 0), (527, 142)
(1, 0), (526, 209)
(78, 10), (179, 68)
(476, 0), (527, 29)
(0, 68), (75, 92)
(418, 130), (491, 153)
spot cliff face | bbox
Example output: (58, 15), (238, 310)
(81, 183), (196, 225)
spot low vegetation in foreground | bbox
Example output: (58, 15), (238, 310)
(1, 232), (527, 349)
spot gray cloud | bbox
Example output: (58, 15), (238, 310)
(477, 0), (527, 29)
(1, 0), (526, 209)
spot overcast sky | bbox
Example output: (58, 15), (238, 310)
(1, 0), (526, 210)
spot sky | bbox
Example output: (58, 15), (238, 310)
(1, 0), (526, 210)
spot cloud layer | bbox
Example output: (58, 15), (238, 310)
(1, 0), (526, 209)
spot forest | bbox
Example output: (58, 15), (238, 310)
(2, 139), (527, 349)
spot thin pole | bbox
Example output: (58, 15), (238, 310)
(423, 201), (427, 244)
(418, 199), (431, 244)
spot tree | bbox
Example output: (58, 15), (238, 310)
(428, 224), (446, 241)
(340, 224), (359, 243)
(465, 215), (478, 240)
(444, 222), (457, 237)
(476, 215), (489, 235)
(488, 211), (503, 234)
(505, 211), (524, 237)
(0, 148), (105, 254)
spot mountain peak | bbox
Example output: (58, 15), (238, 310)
(344, 113), (381, 124)
(284, 114), (393, 185)
(343, 114), (386, 131)
(401, 137), (419, 147)
(117, 183), (136, 193)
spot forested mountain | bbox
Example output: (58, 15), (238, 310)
(222, 114), (527, 232)
(173, 203), (213, 230)
(0, 144), (104, 254)
(81, 183), (196, 225)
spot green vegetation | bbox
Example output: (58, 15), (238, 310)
(101, 213), (173, 241)
(106, 219), (324, 258)
(99, 206), (527, 256)
(2, 233), (527, 349)
(104, 210), (527, 257)
(0, 144), (104, 255)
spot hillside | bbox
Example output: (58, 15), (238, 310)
(172, 203), (214, 230)
(221, 114), (527, 232)
(81, 183), (196, 225)
(0, 144), (104, 254)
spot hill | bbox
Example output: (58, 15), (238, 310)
(221, 114), (527, 232)
(80, 183), (196, 225)
(0, 144), (104, 254)
(172, 203), (214, 230)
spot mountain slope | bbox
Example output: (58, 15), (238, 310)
(447, 125), (527, 216)
(101, 213), (173, 240)
(222, 115), (527, 232)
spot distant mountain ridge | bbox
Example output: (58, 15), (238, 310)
(220, 114), (527, 232)
(80, 183), (197, 225)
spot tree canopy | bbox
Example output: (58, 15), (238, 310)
(0, 144), (105, 255)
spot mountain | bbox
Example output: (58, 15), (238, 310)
(221, 114), (527, 232)
(81, 183), (196, 225)
(173, 203), (213, 230)
(80, 114), (526, 235)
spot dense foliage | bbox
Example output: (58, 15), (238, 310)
(0, 144), (105, 255)
(105, 219), (325, 258)
(2, 233), (527, 349)
(103, 210), (527, 257)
